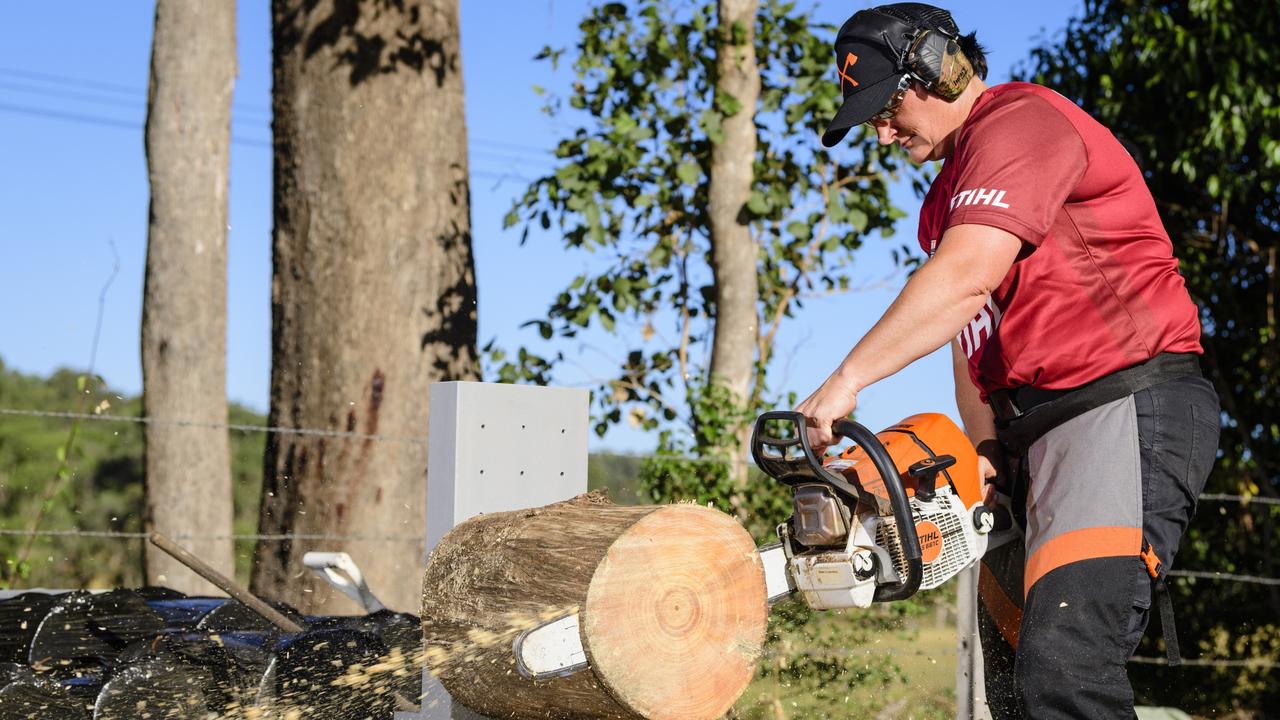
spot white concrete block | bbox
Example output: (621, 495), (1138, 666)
(425, 381), (590, 558)
(398, 382), (590, 720)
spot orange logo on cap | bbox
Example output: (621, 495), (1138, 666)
(916, 520), (944, 564)
(838, 52), (859, 91)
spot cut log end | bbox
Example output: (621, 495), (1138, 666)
(422, 495), (768, 720)
(583, 504), (767, 720)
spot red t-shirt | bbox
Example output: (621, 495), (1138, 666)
(918, 82), (1202, 398)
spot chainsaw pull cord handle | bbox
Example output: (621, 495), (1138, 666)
(830, 419), (923, 603)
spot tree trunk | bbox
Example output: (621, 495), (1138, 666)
(253, 0), (479, 614)
(707, 0), (762, 486)
(141, 0), (237, 595)
(421, 492), (768, 720)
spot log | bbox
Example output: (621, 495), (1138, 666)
(421, 491), (767, 720)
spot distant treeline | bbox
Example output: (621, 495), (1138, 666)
(0, 359), (648, 590)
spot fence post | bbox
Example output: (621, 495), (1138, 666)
(956, 563), (992, 720)
(396, 382), (590, 720)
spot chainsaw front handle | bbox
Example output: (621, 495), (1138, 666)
(751, 411), (859, 501)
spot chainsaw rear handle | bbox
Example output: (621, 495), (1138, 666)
(830, 418), (923, 602)
(751, 411), (923, 602)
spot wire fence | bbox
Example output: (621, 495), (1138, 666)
(1128, 656), (1280, 669)
(9, 405), (1280, 481)
(0, 407), (428, 445)
(2, 403), (1277, 674)
(0, 528), (421, 543)
(2, 402), (1276, 535)
(1167, 569), (1280, 587)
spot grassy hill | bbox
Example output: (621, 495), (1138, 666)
(0, 359), (657, 589)
(0, 359), (267, 587)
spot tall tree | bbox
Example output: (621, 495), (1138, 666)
(498, 3), (917, 708)
(706, 0), (761, 487)
(502, 0), (907, 512)
(141, 0), (237, 595)
(1025, 0), (1279, 712)
(253, 0), (479, 614)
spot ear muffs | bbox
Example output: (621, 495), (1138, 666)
(903, 29), (974, 101)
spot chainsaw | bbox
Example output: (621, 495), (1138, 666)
(754, 411), (1003, 609)
(510, 411), (1015, 681)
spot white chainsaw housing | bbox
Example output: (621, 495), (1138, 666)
(783, 512), (889, 610)
(878, 488), (989, 591)
(777, 485), (989, 609)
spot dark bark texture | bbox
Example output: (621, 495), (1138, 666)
(141, 0), (237, 595)
(253, 0), (479, 614)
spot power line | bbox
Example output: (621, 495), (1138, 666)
(0, 100), (544, 178)
(0, 66), (151, 98)
(470, 148), (552, 171)
(0, 101), (138, 131)
(0, 66), (273, 118)
(0, 66), (552, 157)
(473, 170), (536, 184)
(0, 79), (152, 112)
(471, 137), (555, 158)
(0, 102), (271, 148)
(0, 77), (273, 123)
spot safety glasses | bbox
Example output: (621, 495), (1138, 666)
(865, 75), (913, 126)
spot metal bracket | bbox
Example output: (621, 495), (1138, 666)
(302, 551), (386, 613)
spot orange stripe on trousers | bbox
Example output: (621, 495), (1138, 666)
(979, 561), (1022, 649)
(1024, 526), (1142, 597)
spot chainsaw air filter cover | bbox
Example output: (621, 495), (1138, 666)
(792, 483), (849, 547)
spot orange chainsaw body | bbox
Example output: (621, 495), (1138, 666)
(826, 413), (984, 510)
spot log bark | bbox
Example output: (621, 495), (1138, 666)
(141, 0), (237, 595)
(252, 0), (479, 614)
(421, 492), (768, 720)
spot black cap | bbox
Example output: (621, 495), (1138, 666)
(821, 3), (962, 147)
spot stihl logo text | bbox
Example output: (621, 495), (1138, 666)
(958, 296), (1003, 359)
(916, 520), (943, 564)
(950, 187), (1011, 210)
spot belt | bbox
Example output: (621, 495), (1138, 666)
(990, 352), (1203, 456)
(990, 385), (1068, 423)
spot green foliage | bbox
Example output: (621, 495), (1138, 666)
(1022, 0), (1279, 712)
(498, 0), (909, 447)
(0, 359), (266, 588)
(492, 2), (929, 710)
(638, 380), (788, 533)
(586, 451), (646, 505)
(481, 339), (561, 386)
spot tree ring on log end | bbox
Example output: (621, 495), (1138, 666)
(582, 505), (767, 720)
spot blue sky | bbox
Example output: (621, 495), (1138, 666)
(0, 1), (1079, 453)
